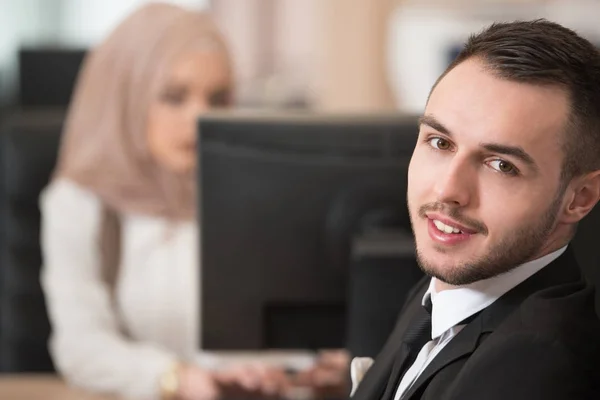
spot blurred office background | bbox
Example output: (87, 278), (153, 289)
(2, 0), (600, 113)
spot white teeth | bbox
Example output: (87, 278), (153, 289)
(433, 219), (462, 234)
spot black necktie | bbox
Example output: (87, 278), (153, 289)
(403, 296), (433, 364)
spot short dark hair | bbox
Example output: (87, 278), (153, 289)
(435, 19), (600, 181)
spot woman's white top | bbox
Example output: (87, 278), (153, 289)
(40, 178), (200, 400)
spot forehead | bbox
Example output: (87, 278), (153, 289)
(426, 59), (570, 166)
(165, 49), (231, 89)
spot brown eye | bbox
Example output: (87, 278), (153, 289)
(489, 159), (518, 176)
(498, 161), (513, 173)
(430, 137), (451, 150)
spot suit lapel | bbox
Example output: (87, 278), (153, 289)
(379, 343), (415, 400)
(399, 316), (483, 400)
(352, 277), (430, 400)
(351, 334), (405, 400)
(399, 247), (583, 400)
(380, 305), (431, 400)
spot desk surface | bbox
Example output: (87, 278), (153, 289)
(0, 375), (117, 400)
(0, 374), (345, 400)
(0, 352), (316, 400)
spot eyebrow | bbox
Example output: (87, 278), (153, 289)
(419, 114), (452, 136)
(419, 114), (538, 171)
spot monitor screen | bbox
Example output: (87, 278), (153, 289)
(197, 112), (420, 351)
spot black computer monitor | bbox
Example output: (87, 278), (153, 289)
(197, 112), (420, 351)
(18, 48), (87, 108)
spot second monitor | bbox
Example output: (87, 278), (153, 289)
(197, 112), (420, 351)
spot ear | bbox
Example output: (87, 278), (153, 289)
(561, 170), (600, 224)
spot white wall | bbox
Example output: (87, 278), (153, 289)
(58, 0), (209, 46)
(387, 0), (600, 113)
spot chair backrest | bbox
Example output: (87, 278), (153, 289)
(0, 110), (63, 372)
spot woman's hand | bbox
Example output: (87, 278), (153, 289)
(175, 363), (289, 400)
(292, 349), (351, 399)
(213, 363), (289, 399)
(176, 365), (220, 400)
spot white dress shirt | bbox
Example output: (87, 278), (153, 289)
(394, 245), (568, 400)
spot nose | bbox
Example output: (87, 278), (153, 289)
(433, 155), (475, 208)
(188, 98), (210, 120)
(185, 100), (210, 139)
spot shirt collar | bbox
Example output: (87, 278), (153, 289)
(421, 245), (568, 340)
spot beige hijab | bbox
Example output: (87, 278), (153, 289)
(54, 2), (232, 220)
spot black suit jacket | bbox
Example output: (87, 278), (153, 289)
(352, 247), (600, 400)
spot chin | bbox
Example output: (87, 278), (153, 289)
(416, 253), (467, 285)
(415, 241), (478, 279)
(417, 249), (454, 272)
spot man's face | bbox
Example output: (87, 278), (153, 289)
(407, 58), (571, 286)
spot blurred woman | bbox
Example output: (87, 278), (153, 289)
(40, 3), (285, 399)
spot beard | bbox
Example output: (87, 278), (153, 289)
(410, 189), (565, 286)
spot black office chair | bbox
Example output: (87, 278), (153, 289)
(0, 110), (64, 372)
